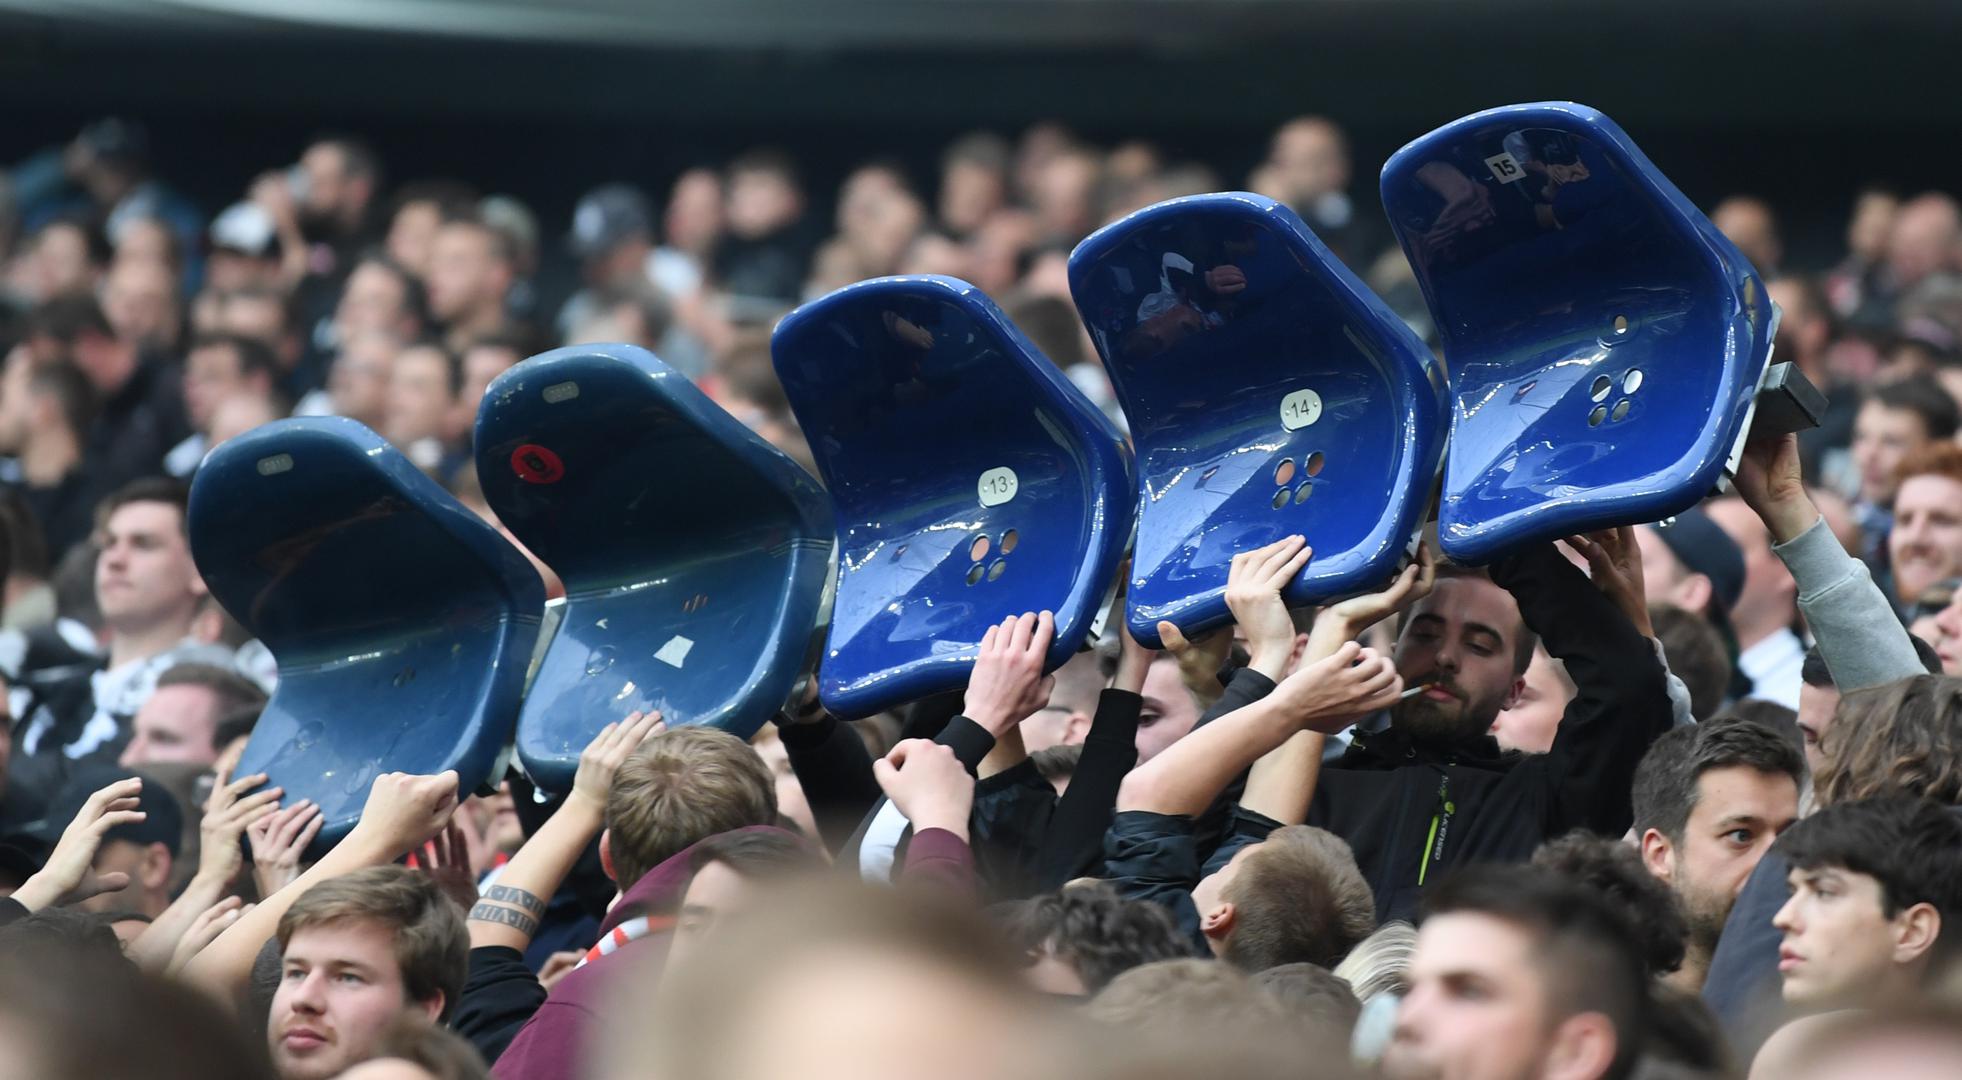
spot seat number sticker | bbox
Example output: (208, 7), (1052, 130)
(1280, 389), (1323, 431)
(1485, 152), (1526, 183)
(978, 467), (1019, 507)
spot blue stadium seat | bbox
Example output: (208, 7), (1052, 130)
(1068, 192), (1448, 645)
(473, 344), (835, 792)
(1380, 102), (1777, 564)
(772, 276), (1134, 719)
(188, 418), (545, 854)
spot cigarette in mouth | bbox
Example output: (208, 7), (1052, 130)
(1400, 682), (1437, 701)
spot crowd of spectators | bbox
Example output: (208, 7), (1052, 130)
(0, 111), (1960, 1079)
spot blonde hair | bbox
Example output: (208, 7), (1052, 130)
(605, 726), (777, 890)
(1332, 920), (1417, 1003)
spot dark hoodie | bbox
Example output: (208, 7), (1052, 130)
(489, 825), (795, 1080)
(1308, 543), (1675, 922)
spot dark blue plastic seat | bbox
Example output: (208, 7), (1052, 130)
(188, 418), (544, 853)
(772, 276), (1134, 719)
(1380, 102), (1777, 564)
(1067, 192), (1448, 645)
(473, 345), (835, 792)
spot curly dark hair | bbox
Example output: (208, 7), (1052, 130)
(1001, 882), (1194, 992)
(1531, 831), (1688, 977)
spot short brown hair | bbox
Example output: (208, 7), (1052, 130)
(1818, 675), (1962, 807)
(1219, 826), (1376, 971)
(1648, 603), (1730, 722)
(1086, 958), (1285, 1029)
(605, 726), (777, 890)
(155, 662), (267, 715)
(366, 1016), (489, 1080)
(277, 866), (468, 1020)
(1894, 439), (1962, 492)
(93, 476), (190, 537)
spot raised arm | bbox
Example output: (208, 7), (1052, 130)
(184, 770), (462, 1004)
(1118, 641), (1401, 818)
(1240, 548), (1436, 825)
(129, 766), (283, 971)
(468, 710), (664, 952)
(1734, 432), (1924, 688)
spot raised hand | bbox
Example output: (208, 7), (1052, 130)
(1270, 641), (1405, 734)
(418, 820), (480, 912)
(872, 739), (976, 840)
(13, 777), (146, 911)
(570, 710), (666, 814)
(248, 801), (324, 897)
(345, 770), (460, 863)
(196, 767), (284, 889)
(961, 611), (1056, 736)
(1155, 621), (1232, 706)
(1561, 526), (1651, 637)
(1225, 535), (1314, 679)
(1312, 544), (1437, 653)
(1732, 433), (1816, 543)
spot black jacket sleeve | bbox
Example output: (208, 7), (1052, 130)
(1102, 809), (1206, 952)
(1034, 688), (1142, 889)
(1195, 667), (1278, 731)
(1489, 542), (1674, 839)
(0, 897), (27, 928)
(451, 945), (547, 1065)
(777, 714), (883, 853)
(969, 759), (1057, 899)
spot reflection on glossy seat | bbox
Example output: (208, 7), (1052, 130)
(772, 276), (1133, 719)
(188, 418), (544, 854)
(474, 345), (835, 792)
(1068, 193), (1447, 645)
(1381, 102), (1776, 564)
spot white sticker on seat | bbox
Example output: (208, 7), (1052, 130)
(1280, 389), (1323, 431)
(1485, 152), (1526, 183)
(978, 467), (1019, 507)
(654, 636), (695, 668)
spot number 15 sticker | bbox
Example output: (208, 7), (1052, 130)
(978, 467), (1019, 507)
(1485, 152), (1526, 183)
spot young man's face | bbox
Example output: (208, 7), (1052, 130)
(95, 500), (205, 635)
(1773, 865), (1910, 1008)
(1392, 578), (1526, 744)
(1888, 474), (1962, 607)
(1385, 912), (1574, 1080)
(118, 682), (223, 769)
(1652, 766), (1799, 952)
(271, 918), (438, 1080)
(1133, 655), (1200, 764)
(670, 860), (765, 970)
(1850, 402), (1928, 505)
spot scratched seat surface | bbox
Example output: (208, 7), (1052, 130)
(1068, 192), (1448, 645)
(1380, 101), (1777, 564)
(473, 345), (835, 792)
(772, 276), (1134, 719)
(188, 418), (544, 853)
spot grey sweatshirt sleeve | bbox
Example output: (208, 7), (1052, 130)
(1772, 516), (1923, 690)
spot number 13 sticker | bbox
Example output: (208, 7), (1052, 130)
(978, 467), (1019, 507)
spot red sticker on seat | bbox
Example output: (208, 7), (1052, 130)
(511, 444), (564, 484)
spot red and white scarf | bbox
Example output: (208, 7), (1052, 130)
(572, 914), (674, 971)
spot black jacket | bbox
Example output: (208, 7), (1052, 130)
(1309, 543), (1674, 922)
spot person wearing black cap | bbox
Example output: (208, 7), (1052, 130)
(1636, 508), (1751, 701)
(27, 762), (182, 918)
(555, 185), (657, 333)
